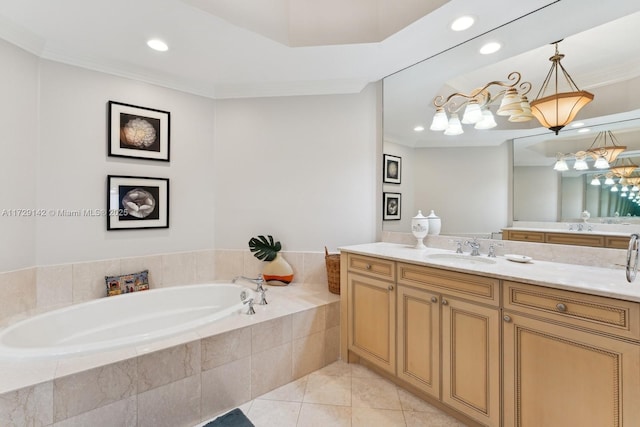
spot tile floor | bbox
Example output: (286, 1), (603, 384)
(198, 360), (467, 427)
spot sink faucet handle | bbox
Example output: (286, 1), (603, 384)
(487, 242), (503, 258)
(258, 287), (268, 305)
(451, 240), (464, 254)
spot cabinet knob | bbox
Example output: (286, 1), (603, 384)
(365, 264), (371, 270)
(442, 299), (448, 306)
(503, 315), (512, 323)
(388, 285), (394, 291)
(431, 296), (438, 303)
(556, 303), (567, 312)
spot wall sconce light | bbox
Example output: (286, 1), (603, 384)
(530, 41), (594, 134)
(430, 72), (533, 135)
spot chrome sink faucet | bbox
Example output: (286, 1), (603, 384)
(465, 238), (481, 256)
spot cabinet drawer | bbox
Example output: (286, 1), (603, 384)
(397, 263), (499, 306)
(347, 254), (395, 281)
(605, 235), (631, 249)
(545, 232), (605, 247)
(505, 230), (545, 243)
(504, 281), (640, 340)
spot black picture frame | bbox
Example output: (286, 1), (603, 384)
(108, 101), (170, 162)
(383, 192), (401, 221)
(383, 154), (401, 184)
(107, 175), (170, 230)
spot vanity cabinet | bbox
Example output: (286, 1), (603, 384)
(397, 263), (501, 427)
(502, 228), (630, 248)
(346, 254), (396, 374)
(342, 247), (640, 426)
(503, 281), (640, 426)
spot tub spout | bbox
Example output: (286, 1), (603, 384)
(232, 274), (265, 292)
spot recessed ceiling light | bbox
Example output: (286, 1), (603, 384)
(571, 122), (585, 128)
(479, 42), (501, 55)
(414, 126), (425, 132)
(577, 128), (591, 133)
(451, 16), (475, 32)
(147, 39), (169, 52)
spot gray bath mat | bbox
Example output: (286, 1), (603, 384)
(203, 408), (254, 427)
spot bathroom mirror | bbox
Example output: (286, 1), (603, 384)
(382, 3), (640, 238)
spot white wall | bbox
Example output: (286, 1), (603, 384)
(382, 141), (415, 232)
(34, 61), (217, 265)
(513, 166), (560, 222)
(0, 39), (380, 269)
(212, 86), (379, 252)
(412, 144), (510, 235)
(0, 39), (38, 271)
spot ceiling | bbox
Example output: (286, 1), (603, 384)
(0, 0), (559, 98)
(383, 0), (640, 149)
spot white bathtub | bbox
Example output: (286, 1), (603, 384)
(0, 283), (254, 359)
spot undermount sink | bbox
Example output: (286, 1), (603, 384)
(426, 253), (497, 265)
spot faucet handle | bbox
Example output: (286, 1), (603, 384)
(454, 240), (464, 253)
(258, 287), (268, 305)
(487, 242), (503, 258)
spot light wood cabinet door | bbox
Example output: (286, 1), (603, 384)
(503, 311), (640, 427)
(347, 272), (396, 374)
(441, 297), (501, 427)
(397, 285), (440, 399)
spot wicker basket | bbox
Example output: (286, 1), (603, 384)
(325, 247), (341, 295)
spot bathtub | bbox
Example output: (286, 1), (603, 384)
(0, 283), (254, 359)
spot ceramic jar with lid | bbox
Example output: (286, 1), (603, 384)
(411, 210), (429, 249)
(427, 210), (441, 235)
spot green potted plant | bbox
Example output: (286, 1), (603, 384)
(249, 235), (294, 285)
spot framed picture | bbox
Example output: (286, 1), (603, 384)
(383, 192), (401, 220)
(383, 154), (401, 184)
(108, 101), (170, 162)
(107, 175), (169, 230)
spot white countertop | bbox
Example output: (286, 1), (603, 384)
(339, 242), (640, 303)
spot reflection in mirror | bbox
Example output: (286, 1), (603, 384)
(382, 4), (640, 239)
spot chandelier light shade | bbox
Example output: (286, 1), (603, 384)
(586, 130), (626, 168)
(530, 42), (594, 134)
(610, 157), (638, 179)
(430, 72), (533, 135)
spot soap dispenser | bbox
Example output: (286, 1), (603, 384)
(427, 210), (441, 235)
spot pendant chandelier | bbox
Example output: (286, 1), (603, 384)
(530, 41), (594, 134)
(552, 130), (626, 172)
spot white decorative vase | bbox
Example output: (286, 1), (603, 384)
(581, 210), (591, 222)
(411, 210), (429, 249)
(262, 253), (294, 286)
(427, 210), (441, 235)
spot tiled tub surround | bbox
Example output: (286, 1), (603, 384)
(0, 249), (338, 427)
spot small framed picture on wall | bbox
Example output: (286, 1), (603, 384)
(383, 192), (401, 221)
(383, 154), (401, 184)
(108, 101), (171, 162)
(107, 175), (170, 230)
